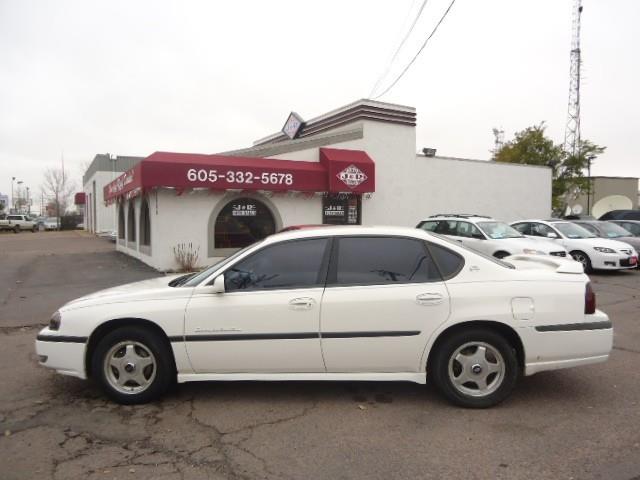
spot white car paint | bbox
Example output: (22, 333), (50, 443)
(511, 219), (638, 271)
(35, 226), (611, 398)
(417, 216), (568, 259)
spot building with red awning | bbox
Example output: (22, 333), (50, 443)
(83, 99), (551, 271)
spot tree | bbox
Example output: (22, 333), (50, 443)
(493, 123), (605, 213)
(41, 167), (75, 227)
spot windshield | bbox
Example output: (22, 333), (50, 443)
(477, 222), (524, 239)
(594, 222), (631, 238)
(180, 241), (263, 287)
(554, 222), (597, 239)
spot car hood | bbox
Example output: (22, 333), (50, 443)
(61, 274), (187, 310)
(505, 237), (566, 253)
(614, 237), (640, 252)
(570, 237), (638, 252)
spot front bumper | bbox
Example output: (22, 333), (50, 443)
(591, 253), (637, 270)
(35, 329), (87, 379)
(520, 310), (613, 376)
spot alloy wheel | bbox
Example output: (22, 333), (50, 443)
(103, 340), (157, 395)
(447, 342), (505, 398)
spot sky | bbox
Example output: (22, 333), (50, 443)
(1, 0), (639, 208)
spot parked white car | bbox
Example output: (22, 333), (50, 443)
(36, 226), (612, 408)
(43, 217), (60, 231)
(0, 213), (37, 232)
(417, 215), (568, 259)
(511, 219), (638, 272)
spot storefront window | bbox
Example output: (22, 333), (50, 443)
(322, 194), (361, 225)
(118, 204), (125, 239)
(214, 197), (276, 249)
(127, 202), (136, 242)
(139, 198), (151, 246)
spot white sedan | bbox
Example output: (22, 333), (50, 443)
(511, 219), (638, 272)
(35, 226), (612, 408)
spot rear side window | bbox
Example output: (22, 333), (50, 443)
(427, 243), (465, 279)
(512, 223), (530, 235)
(331, 236), (441, 286)
(224, 238), (329, 292)
(417, 220), (439, 232)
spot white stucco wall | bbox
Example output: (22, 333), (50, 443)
(116, 189), (322, 271)
(83, 171), (118, 233)
(268, 120), (551, 224)
(114, 118), (551, 271)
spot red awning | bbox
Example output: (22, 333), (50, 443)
(104, 147), (375, 203)
(74, 192), (86, 205)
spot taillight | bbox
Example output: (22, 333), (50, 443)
(585, 282), (596, 314)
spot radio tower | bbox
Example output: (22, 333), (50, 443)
(564, 0), (583, 156)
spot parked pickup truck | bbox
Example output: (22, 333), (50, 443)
(0, 214), (37, 233)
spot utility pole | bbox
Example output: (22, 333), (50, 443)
(564, 0), (583, 157)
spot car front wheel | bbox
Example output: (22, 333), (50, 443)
(92, 326), (174, 404)
(430, 329), (519, 408)
(570, 250), (592, 273)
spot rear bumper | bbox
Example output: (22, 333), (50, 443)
(35, 329), (87, 379)
(521, 310), (613, 376)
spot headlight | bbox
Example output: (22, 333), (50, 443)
(523, 249), (545, 255)
(49, 311), (61, 331)
(594, 247), (615, 253)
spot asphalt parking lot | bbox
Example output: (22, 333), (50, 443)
(1, 231), (639, 480)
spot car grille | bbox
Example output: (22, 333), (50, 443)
(550, 251), (566, 257)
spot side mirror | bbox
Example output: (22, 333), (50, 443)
(198, 275), (225, 294)
(546, 232), (558, 239)
(210, 275), (225, 294)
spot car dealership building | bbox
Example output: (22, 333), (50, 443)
(93, 99), (552, 271)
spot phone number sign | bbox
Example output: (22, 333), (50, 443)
(187, 168), (294, 187)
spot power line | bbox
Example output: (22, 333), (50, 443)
(372, 0), (457, 100)
(369, 0), (430, 98)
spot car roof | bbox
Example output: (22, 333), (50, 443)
(419, 215), (496, 222)
(512, 219), (568, 224)
(264, 225), (432, 244)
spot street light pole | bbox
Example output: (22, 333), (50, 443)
(16, 180), (23, 213)
(11, 177), (15, 213)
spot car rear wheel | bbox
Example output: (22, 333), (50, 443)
(92, 326), (174, 404)
(430, 329), (519, 408)
(570, 250), (592, 273)
(13, 225), (20, 233)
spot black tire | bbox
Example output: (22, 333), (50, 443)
(13, 225), (20, 234)
(493, 251), (510, 259)
(91, 326), (174, 405)
(429, 328), (519, 408)
(570, 250), (592, 273)
(32, 225), (37, 232)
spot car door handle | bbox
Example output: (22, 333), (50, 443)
(288, 297), (316, 310)
(416, 293), (445, 306)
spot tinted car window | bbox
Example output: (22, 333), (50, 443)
(417, 220), (439, 232)
(578, 223), (599, 235)
(511, 223), (531, 235)
(333, 237), (440, 286)
(530, 223), (557, 238)
(621, 222), (640, 236)
(224, 238), (329, 292)
(428, 243), (465, 279)
(455, 222), (484, 239)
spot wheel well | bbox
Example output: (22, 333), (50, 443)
(426, 320), (525, 373)
(85, 318), (175, 378)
